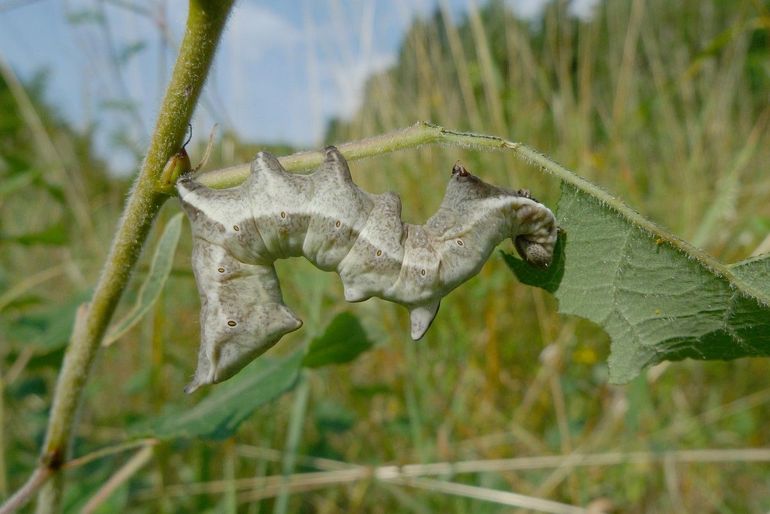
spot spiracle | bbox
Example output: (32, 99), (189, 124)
(177, 146), (557, 393)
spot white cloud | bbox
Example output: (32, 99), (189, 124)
(569, 0), (600, 20)
(328, 52), (395, 119)
(224, 3), (301, 62)
(17, 0), (607, 168)
(506, 0), (548, 20)
(506, 0), (600, 20)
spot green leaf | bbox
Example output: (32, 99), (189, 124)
(103, 213), (183, 346)
(314, 400), (356, 434)
(139, 350), (303, 441)
(40, 180), (66, 205)
(5, 293), (90, 351)
(506, 181), (770, 383)
(302, 312), (373, 368)
(730, 254), (770, 297)
(0, 169), (40, 197)
(3, 222), (68, 246)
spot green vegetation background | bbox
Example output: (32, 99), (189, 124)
(2, 0), (770, 512)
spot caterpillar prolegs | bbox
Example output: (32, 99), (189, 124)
(177, 147), (557, 393)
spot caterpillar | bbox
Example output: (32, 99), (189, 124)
(177, 146), (557, 393)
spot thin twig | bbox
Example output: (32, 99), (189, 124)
(64, 439), (159, 471)
(387, 476), (586, 514)
(236, 445), (353, 471)
(80, 446), (155, 514)
(0, 468), (51, 514)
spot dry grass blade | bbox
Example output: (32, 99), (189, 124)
(80, 445), (155, 514)
(378, 448), (770, 477)
(0, 264), (67, 313)
(0, 53), (98, 255)
(64, 439), (159, 471)
(660, 387), (770, 438)
(386, 476), (587, 514)
(134, 468), (369, 502)
(235, 445), (352, 471)
(133, 447), (770, 504)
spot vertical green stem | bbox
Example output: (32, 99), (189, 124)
(32, 475), (61, 514)
(273, 375), (311, 514)
(223, 439), (237, 514)
(404, 341), (428, 463)
(0, 366), (6, 497)
(25, 2), (235, 512)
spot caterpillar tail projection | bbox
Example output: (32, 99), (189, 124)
(177, 147), (558, 393)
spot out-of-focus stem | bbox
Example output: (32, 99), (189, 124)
(0, 3), (235, 514)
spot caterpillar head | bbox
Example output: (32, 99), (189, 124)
(448, 162), (557, 269)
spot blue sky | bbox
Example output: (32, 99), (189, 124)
(0, 0), (597, 173)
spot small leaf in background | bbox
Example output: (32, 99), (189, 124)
(65, 8), (105, 25)
(103, 213), (183, 346)
(0, 169), (39, 197)
(506, 181), (770, 384)
(351, 383), (393, 398)
(6, 293), (89, 351)
(99, 99), (138, 113)
(302, 312), (372, 368)
(117, 41), (147, 66)
(309, 400), (356, 462)
(40, 180), (66, 205)
(138, 350), (303, 441)
(3, 222), (69, 246)
(314, 400), (355, 434)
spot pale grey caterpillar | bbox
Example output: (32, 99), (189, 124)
(177, 147), (557, 393)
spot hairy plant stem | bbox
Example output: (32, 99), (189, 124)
(0, 3), (234, 514)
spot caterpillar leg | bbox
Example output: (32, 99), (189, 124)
(409, 300), (441, 340)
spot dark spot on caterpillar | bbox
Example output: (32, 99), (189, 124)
(233, 225), (240, 231)
(227, 320), (237, 327)
(217, 267), (225, 273)
(376, 250), (382, 257)
(280, 211), (287, 219)
(335, 220), (341, 228)
(457, 240), (464, 246)
(420, 269), (426, 276)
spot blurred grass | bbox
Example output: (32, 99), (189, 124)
(3, 0), (770, 512)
